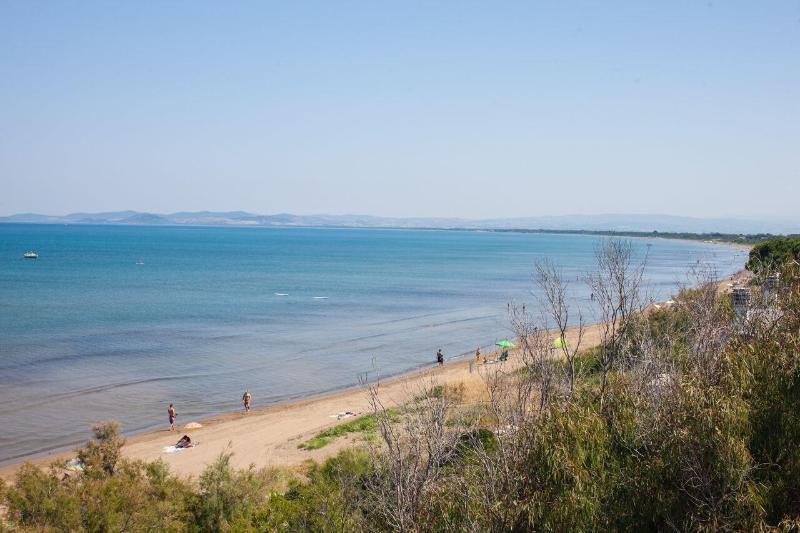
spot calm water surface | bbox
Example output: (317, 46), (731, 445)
(0, 224), (747, 462)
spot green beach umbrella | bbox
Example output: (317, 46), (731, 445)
(495, 340), (515, 348)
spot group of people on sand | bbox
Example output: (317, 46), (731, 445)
(168, 345), (511, 432)
(166, 389), (253, 431)
(436, 346), (510, 367)
(166, 342), (512, 432)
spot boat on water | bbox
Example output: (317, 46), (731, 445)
(23, 251), (38, 259)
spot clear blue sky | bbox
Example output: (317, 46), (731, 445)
(1, 1), (798, 219)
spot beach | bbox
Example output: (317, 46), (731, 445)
(0, 322), (602, 480)
(0, 269), (750, 481)
(0, 222), (751, 479)
(0, 224), (749, 465)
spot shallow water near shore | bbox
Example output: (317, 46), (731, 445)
(0, 224), (747, 463)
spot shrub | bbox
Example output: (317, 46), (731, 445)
(257, 449), (371, 531)
(5, 463), (81, 530)
(747, 235), (800, 271)
(5, 422), (195, 532)
(190, 451), (280, 531)
(78, 420), (125, 477)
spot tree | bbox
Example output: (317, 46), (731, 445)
(365, 379), (468, 532)
(78, 421), (125, 477)
(534, 259), (585, 394)
(508, 302), (559, 410)
(746, 236), (800, 272)
(587, 239), (648, 405)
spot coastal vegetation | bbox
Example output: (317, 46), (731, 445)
(2, 211), (793, 247)
(489, 228), (797, 246)
(297, 410), (399, 451)
(2, 238), (800, 531)
(747, 235), (800, 271)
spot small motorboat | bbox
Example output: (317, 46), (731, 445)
(23, 251), (38, 259)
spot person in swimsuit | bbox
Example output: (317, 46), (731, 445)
(168, 403), (177, 431)
(242, 390), (252, 413)
(436, 349), (444, 366)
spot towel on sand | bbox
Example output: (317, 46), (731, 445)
(329, 411), (357, 420)
(162, 444), (197, 453)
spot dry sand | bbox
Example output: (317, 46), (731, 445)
(0, 269), (749, 481)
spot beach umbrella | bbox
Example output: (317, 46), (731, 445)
(495, 340), (515, 348)
(64, 458), (84, 472)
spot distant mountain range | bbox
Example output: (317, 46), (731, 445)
(1, 211), (798, 235)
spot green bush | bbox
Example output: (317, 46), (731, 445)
(255, 448), (372, 531)
(190, 452), (280, 531)
(5, 463), (82, 530)
(78, 420), (124, 477)
(729, 263), (800, 521)
(747, 235), (800, 271)
(571, 344), (604, 375)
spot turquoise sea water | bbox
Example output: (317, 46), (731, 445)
(0, 224), (747, 462)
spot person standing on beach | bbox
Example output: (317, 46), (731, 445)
(475, 347), (481, 363)
(168, 403), (177, 431)
(242, 390), (252, 413)
(436, 349), (444, 366)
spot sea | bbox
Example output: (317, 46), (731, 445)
(0, 224), (748, 463)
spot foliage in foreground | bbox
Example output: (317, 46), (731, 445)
(3, 259), (800, 531)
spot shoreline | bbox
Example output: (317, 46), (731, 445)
(0, 342), (493, 469)
(0, 220), (762, 257)
(0, 350), (472, 470)
(0, 332), (552, 481)
(0, 268), (750, 481)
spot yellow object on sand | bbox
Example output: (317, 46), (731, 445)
(184, 422), (203, 430)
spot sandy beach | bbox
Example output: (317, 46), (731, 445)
(0, 326), (600, 481)
(0, 269), (749, 481)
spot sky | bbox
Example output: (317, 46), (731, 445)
(1, 1), (798, 219)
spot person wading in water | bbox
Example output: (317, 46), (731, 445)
(168, 403), (177, 431)
(242, 390), (252, 413)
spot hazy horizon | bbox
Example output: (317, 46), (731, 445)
(3, 208), (800, 224)
(2, 2), (798, 219)
(3, 209), (799, 235)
